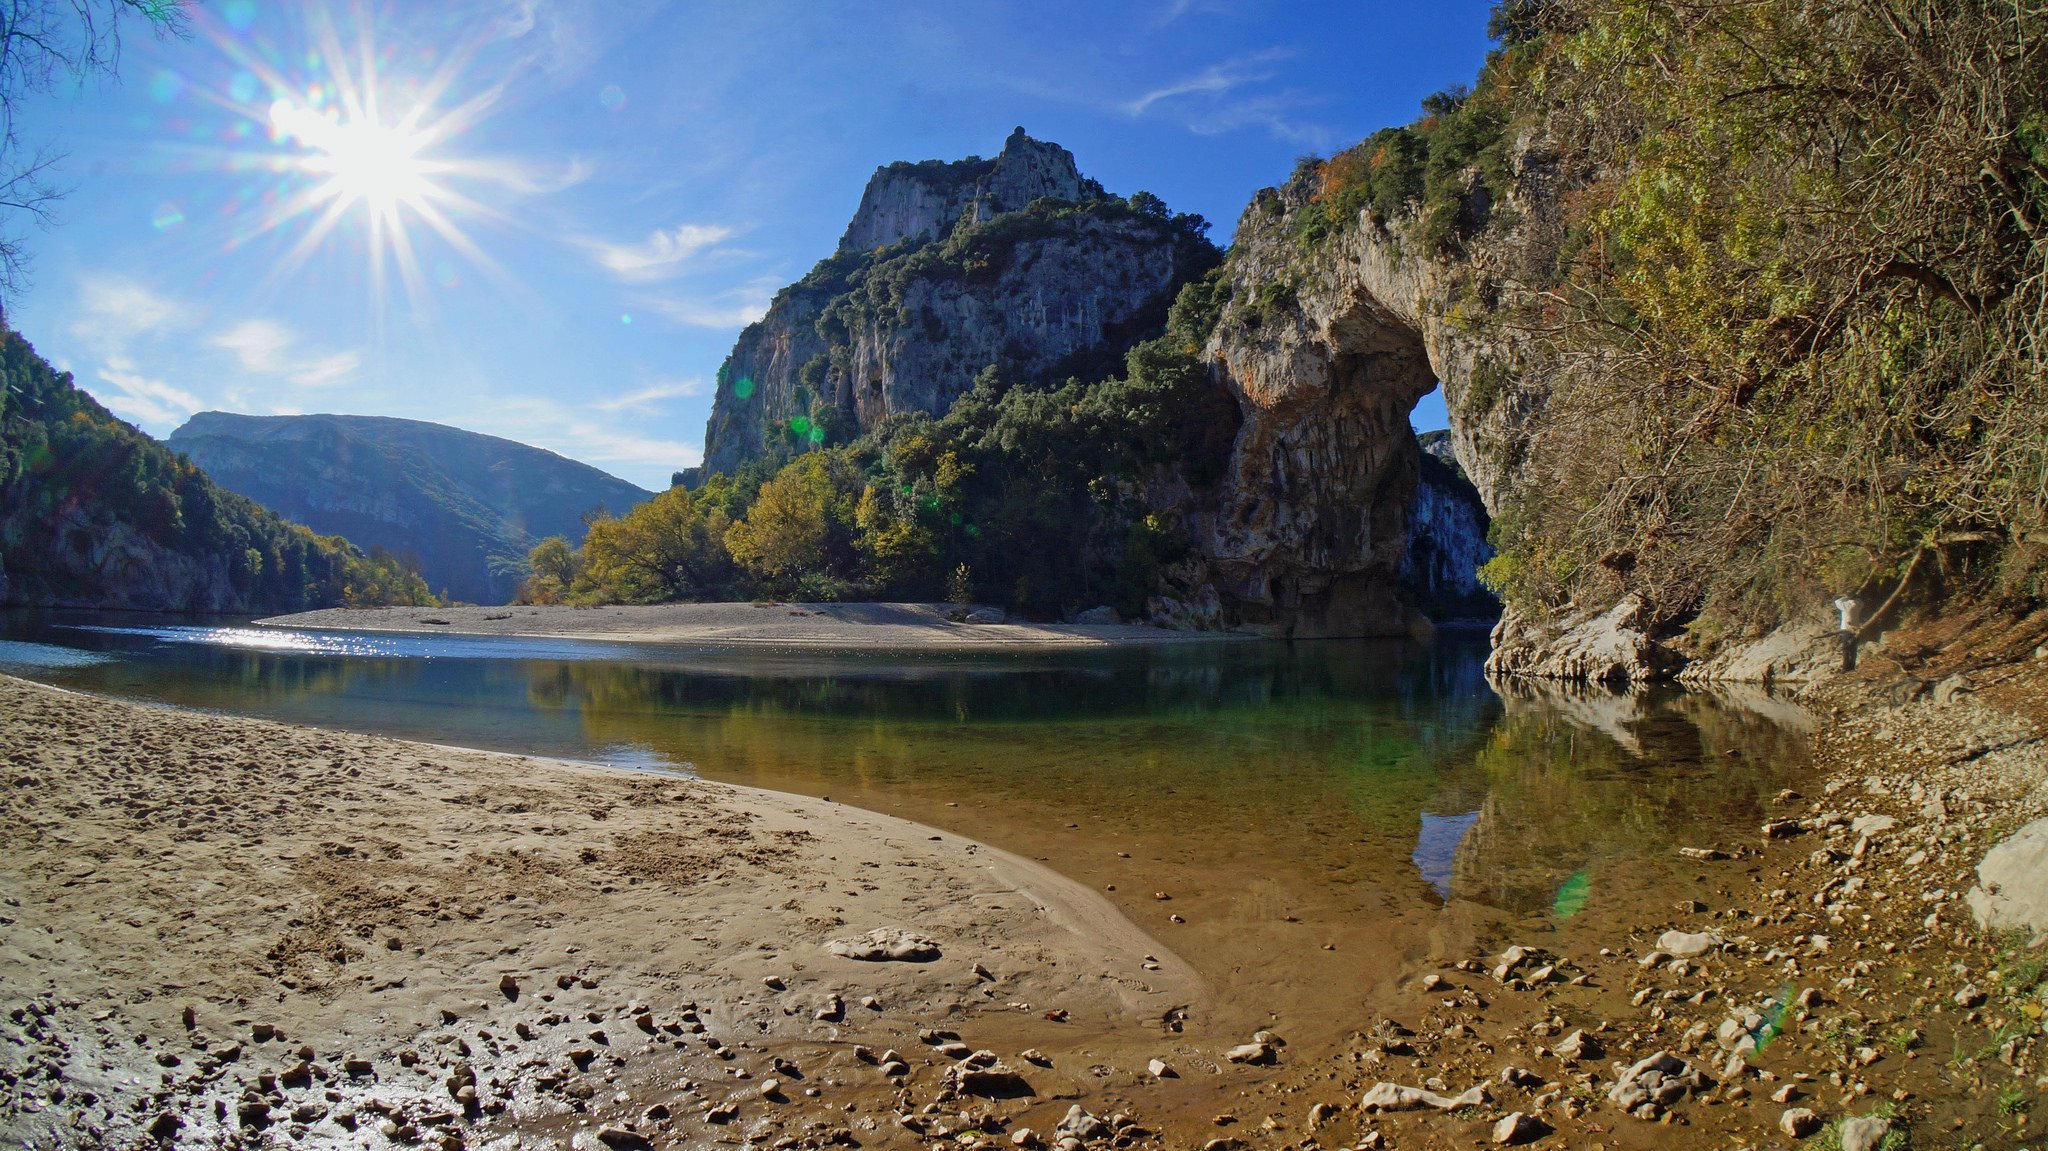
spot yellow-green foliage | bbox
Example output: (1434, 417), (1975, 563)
(723, 452), (863, 594)
(1478, 0), (2048, 632)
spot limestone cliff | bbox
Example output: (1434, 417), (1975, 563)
(1187, 144), (1553, 639)
(1402, 434), (1496, 620)
(699, 130), (1217, 476)
(835, 127), (1101, 255)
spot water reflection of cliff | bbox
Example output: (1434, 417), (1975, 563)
(1435, 679), (1811, 914)
(8, 610), (1815, 929)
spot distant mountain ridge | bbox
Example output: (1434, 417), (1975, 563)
(0, 332), (431, 612)
(169, 412), (651, 603)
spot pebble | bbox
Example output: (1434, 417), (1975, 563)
(1779, 1106), (1822, 1137)
(1492, 1111), (1549, 1144)
(1224, 1042), (1273, 1065)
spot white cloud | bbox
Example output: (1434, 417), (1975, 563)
(212, 319), (293, 372)
(1124, 50), (1285, 115)
(70, 275), (191, 355)
(560, 422), (702, 470)
(1154, 0), (1230, 24)
(594, 377), (706, 413)
(489, 155), (595, 196)
(637, 279), (774, 329)
(1121, 49), (1329, 146)
(210, 319), (361, 387)
(94, 362), (204, 429)
(290, 352), (362, 388)
(464, 396), (701, 489)
(585, 223), (736, 282)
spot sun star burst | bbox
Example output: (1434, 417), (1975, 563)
(194, 3), (512, 312)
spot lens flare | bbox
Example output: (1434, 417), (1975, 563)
(167, 1), (523, 313)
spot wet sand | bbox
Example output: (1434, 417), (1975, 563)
(6, 611), (2045, 1150)
(256, 602), (1253, 650)
(0, 674), (1200, 1149)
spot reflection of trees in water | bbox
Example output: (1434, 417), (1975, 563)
(1445, 680), (1810, 913)
(517, 645), (1506, 877)
(519, 639), (1496, 731)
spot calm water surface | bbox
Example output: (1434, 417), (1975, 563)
(0, 610), (1811, 1035)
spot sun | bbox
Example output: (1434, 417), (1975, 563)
(270, 99), (438, 213)
(273, 100), (436, 212)
(186, 3), (513, 310)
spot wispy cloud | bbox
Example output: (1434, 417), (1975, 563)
(95, 358), (204, 427)
(471, 396), (701, 488)
(593, 377), (706, 413)
(560, 422), (702, 470)
(584, 223), (736, 282)
(1121, 49), (1331, 147)
(1153, 0), (1230, 25)
(210, 319), (362, 387)
(1123, 49), (1286, 115)
(635, 276), (776, 329)
(490, 155), (596, 196)
(70, 275), (190, 354)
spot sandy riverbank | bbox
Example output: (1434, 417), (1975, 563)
(255, 602), (1254, 650)
(6, 611), (2047, 1151)
(0, 674), (1202, 1149)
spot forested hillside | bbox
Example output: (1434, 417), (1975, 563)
(171, 412), (651, 604)
(1171, 0), (2047, 662)
(0, 330), (433, 612)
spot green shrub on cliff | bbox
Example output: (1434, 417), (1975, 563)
(530, 273), (1240, 618)
(0, 329), (434, 610)
(1468, 0), (2048, 634)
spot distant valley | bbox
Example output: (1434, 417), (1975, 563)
(169, 412), (651, 604)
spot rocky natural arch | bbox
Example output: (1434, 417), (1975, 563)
(1205, 287), (1441, 638)
(1196, 183), (1516, 639)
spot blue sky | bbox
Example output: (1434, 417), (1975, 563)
(11, 0), (1494, 490)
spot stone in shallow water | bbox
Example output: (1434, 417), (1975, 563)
(824, 927), (941, 962)
(1358, 1081), (1488, 1112)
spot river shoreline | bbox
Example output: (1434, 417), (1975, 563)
(0, 674), (1204, 1150)
(4, 614), (2044, 1150)
(254, 601), (1257, 651)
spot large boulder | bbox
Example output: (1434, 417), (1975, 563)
(1966, 818), (2048, 940)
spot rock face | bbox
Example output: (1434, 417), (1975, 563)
(699, 129), (1217, 477)
(1191, 145), (1552, 638)
(1401, 431), (1496, 619)
(1484, 597), (1683, 684)
(836, 127), (1095, 255)
(1966, 817), (2048, 939)
(170, 413), (651, 603)
(1677, 617), (1846, 686)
